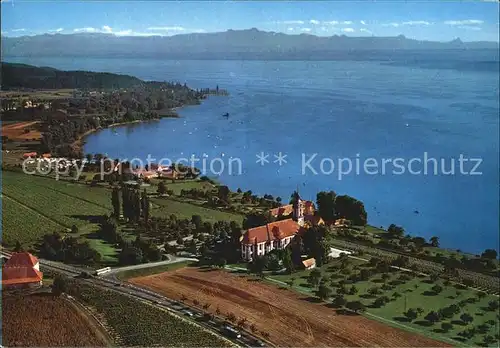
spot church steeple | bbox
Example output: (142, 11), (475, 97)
(293, 189), (304, 226)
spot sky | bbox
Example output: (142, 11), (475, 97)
(1, 1), (499, 42)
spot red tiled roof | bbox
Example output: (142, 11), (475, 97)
(269, 205), (294, 218)
(242, 219), (300, 244)
(23, 152), (38, 158)
(2, 266), (43, 285)
(302, 258), (316, 268)
(305, 215), (324, 225)
(269, 201), (316, 217)
(5, 252), (39, 267)
(2, 252), (42, 285)
(304, 201), (315, 215)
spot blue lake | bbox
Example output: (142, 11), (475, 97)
(7, 56), (499, 254)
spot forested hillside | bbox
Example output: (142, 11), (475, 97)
(1, 62), (143, 90)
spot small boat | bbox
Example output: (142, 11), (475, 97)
(222, 112), (229, 118)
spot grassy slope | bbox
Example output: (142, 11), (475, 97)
(151, 197), (244, 223)
(117, 261), (194, 280)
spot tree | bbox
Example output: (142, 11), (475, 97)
(404, 308), (418, 321)
(345, 301), (366, 313)
(71, 225), (79, 234)
(392, 292), (402, 299)
(424, 311), (442, 324)
(248, 256), (267, 278)
(14, 240), (23, 252)
(332, 295), (347, 308)
(387, 224), (405, 239)
(316, 283), (333, 301)
(412, 237), (427, 249)
(85, 153), (93, 164)
(335, 195), (367, 226)
(217, 185), (230, 203)
(282, 248), (294, 274)
(429, 273), (440, 282)
(242, 212), (270, 229)
(481, 249), (498, 260)
(141, 189), (150, 223)
(429, 236), (440, 248)
(111, 187), (121, 218)
(226, 312), (237, 322)
(286, 277), (296, 288)
(483, 335), (496, 346)
(157, 181), (167, 195)
(308, 268), (322, 288)
(367, 286), (380, 297)
(431, 284), (443, 294)
(250, 323), (258, 333)
(441, 322), (453, 332)
(373, 296), (390, 308)
(316, 191), (336, 222)
(348, 285), (358, 295)
(460, 313), (473, 325)
(237, 317), (248, 329)
(487, 299), (499, 311)
(52, 275), (68, 296)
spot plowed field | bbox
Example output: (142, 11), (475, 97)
(130, 267), (450, 347)
(2, 293), (109, 347)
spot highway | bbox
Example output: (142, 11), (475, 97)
(0, 250), (266, 348)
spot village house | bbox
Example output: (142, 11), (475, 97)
(302, 257), (316, 270)
(135, 169), (158, 180)
(1, 252), (43, 289)
(241, 196), (323, 262)
(22, 152), (38, 159)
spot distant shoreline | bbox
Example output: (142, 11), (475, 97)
(73, 108), (183, 155)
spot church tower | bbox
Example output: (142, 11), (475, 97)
(293, 191), (305, 226)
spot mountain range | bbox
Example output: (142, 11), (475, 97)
(2, 28), (499, 60)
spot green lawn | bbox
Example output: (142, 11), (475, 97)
(150, 197), (244, 223)
(164, 180), (215, 195)
(1, 195), (64, 245)
(265, 259), (499, 346)
(2, 171), (110, 231)
(117, 261), (194, 280)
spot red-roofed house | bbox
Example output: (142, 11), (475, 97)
(302, 258), (316, 270)
(2, 252), (43, 288)
(241, 219), (301, 261)
(242, 195), (325, 261)
(269, 200), (316, 220)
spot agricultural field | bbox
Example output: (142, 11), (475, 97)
(150, 196), (244, 224)
(2, 171), (110, 246)
(266, 257), (500, 346)
(129, 266), (449, 347)
(1, 121), (42, 141)
(2, 293), (109, 347)
(1, 195), (64, 245)
(70, 282), (234, 347)
(152, 179), (215, 195)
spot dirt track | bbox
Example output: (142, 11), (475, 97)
(130, 267), (450, 347)
(2, 121), (42, 140)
